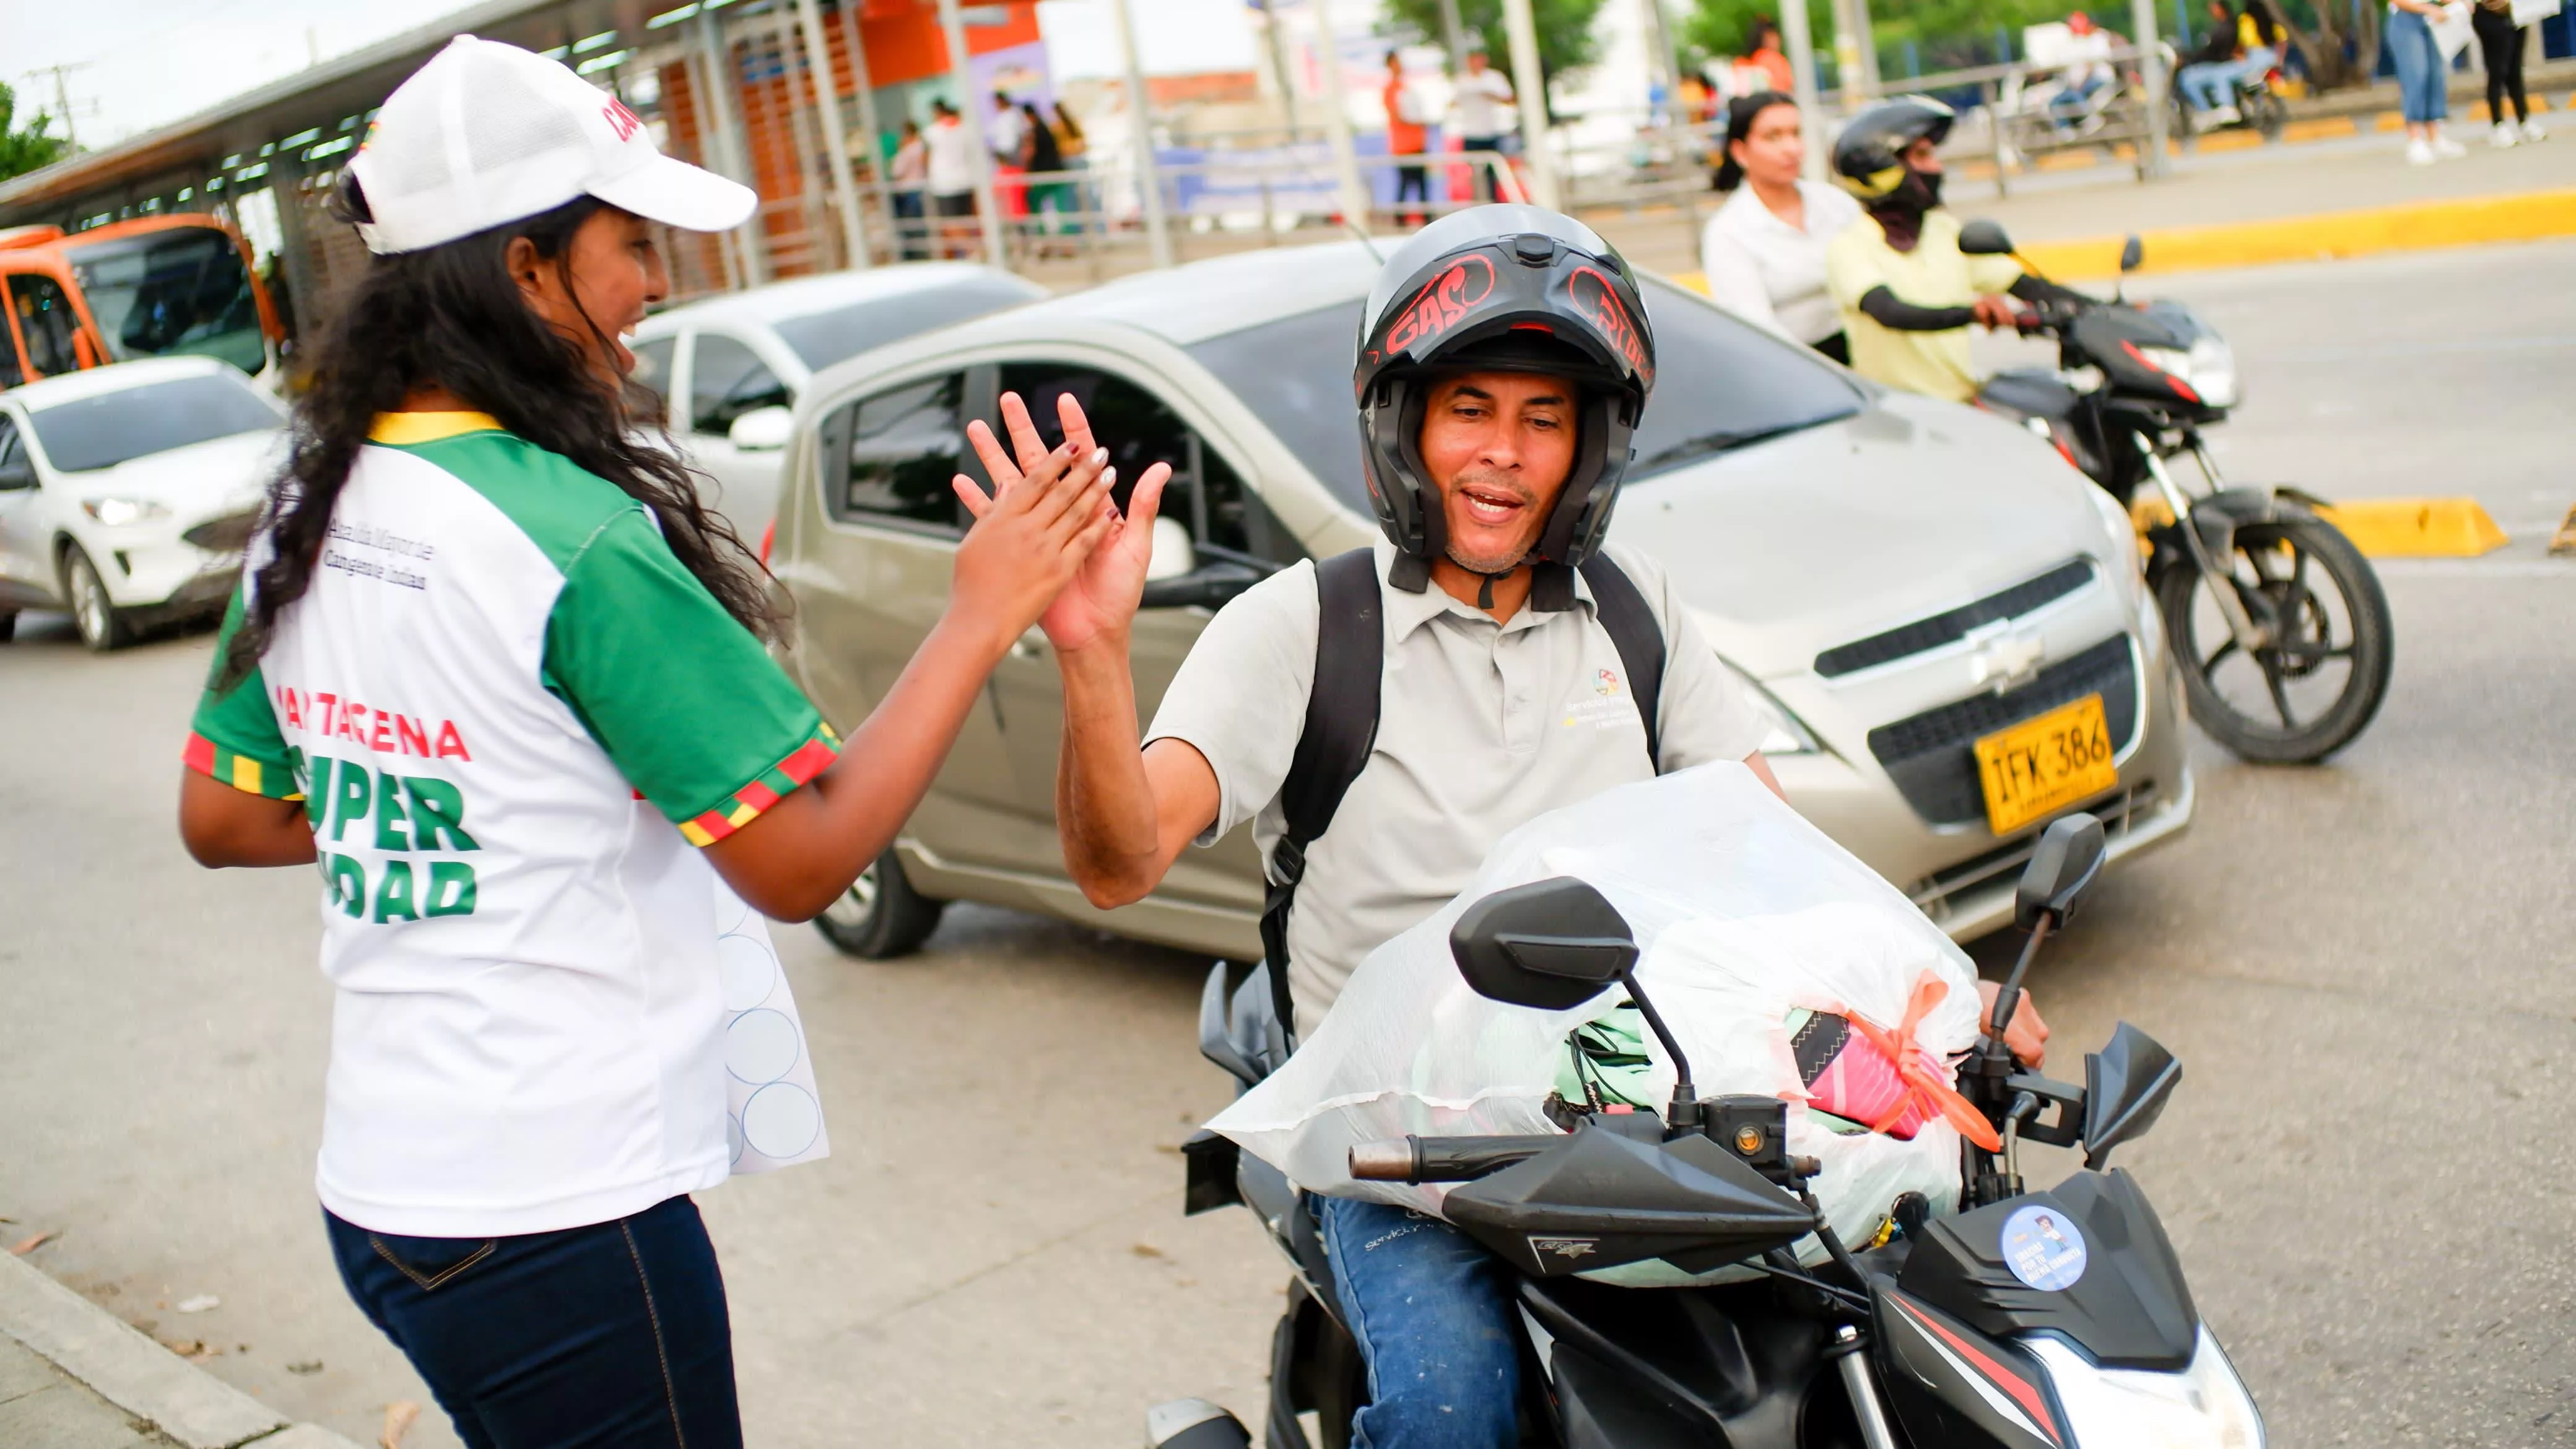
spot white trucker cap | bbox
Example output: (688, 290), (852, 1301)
(346, 35), (755, 255)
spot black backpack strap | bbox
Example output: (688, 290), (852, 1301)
(1578, 553), (1668, 770)
(1258, 548), (1383, 1047)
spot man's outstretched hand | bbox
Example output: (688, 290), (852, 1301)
(961, 389), (1172, 656)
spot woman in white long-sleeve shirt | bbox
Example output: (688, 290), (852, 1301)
(1699, 92), (1861, 363)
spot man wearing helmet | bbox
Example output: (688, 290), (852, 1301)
(1824, 97), (2085, 402)
(1001, 206), (1780, 1447)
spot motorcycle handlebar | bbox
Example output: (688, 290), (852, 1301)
(1348, 1135), (1565, 1183)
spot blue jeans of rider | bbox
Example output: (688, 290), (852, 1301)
(326, 1194), (740, 1449)
(1320, 1196), (1520, 1449)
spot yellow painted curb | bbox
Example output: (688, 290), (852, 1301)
(2279, 116), (2357, 143)
(2312, 497), (2510, 557)
(2195, 129), (2267, 154)
(2013, 187), (2576, 278)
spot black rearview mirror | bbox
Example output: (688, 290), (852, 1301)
(1450, 877), (1637, 1012)
(2082, 1022), (2181, 1169)
(1138, 560), (1263, 611)
(2014, 812), (2107, 933)
(1957, 219), (2015, 256)
(2119, 235), (2144, 273)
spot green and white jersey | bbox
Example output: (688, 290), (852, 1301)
(185, 412), (838, 1238)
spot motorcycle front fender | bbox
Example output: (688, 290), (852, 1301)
(2157, 485), (2318, 570)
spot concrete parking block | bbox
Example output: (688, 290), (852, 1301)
(2012, 187), (2576, 277)
(2313, 497), (2512, 558)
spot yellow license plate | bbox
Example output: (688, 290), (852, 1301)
(1973, 694), (2118, 836)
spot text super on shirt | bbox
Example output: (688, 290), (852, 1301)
(185, 412), (837, 1237)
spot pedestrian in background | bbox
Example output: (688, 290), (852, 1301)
(925, 98), (980, 256)
(1450, 44), (1516, 201)
(988, 90), (1029, 222)
(174, 36), (1118, 1448)
(1020, 101), (1078, 255)
(2386, 0), (2466, 164)
(1383, 51), (1432, 226)
(1053, 101), (1090, 236)
(890, 118), (929, 260)
(2472, 0), (2545, 146)
(1701, 91), (1860, 362)
(1741, 17), (1796, 93)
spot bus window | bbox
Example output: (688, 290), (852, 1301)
(64, 226), (267, 374)
(7, 276), (82, 378)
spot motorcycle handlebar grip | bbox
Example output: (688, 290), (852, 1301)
(1350, 1136), (1566, 1183)
(1348, 1140), (1418, 1181)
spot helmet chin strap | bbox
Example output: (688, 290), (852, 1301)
(1449, 550), (1528, 610)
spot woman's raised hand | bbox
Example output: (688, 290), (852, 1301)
(949, 396), (1119, 654)
(960, 390), (1170, 657)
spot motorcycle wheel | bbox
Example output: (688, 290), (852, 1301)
(2156, 512), (2392, 764)
(2248, 87), (2290, 141)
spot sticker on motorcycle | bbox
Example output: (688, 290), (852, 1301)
(2000, 1205), (2087, 1290)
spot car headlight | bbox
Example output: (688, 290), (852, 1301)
(1723, 662), (1822, 755)
(2027, 1329), (2265, 1449)
(82, 497), (170, 527)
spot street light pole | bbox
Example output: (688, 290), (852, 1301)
(1108, 0), (1177, 268)
(2129, 0), (2170, 178)
(1499, 0), (1558, 209)
(1436, 0), (1471, 74)
(1303, 0), (1377, 233)
(1777, 0), (1826, 179)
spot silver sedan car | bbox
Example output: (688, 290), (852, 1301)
(767, 242), (2193, 960)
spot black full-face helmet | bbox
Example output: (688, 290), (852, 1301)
(1354, 204), (1656, 594)
(1831, 95), (1957, 200)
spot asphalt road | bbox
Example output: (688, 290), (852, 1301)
(3, 238), (2571, 1449)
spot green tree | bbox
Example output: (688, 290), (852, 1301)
(1, 83), (75, 182)
(1379, 0), (1611, 95)
(1678, 0), (2160, 84)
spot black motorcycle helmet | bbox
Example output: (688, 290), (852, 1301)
(1831, 95), (1956, 201)
(1354, 204), (1655, 597)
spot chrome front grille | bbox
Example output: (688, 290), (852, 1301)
(1814, 559), (2094, 679)
(1865, 635), (2139, 826)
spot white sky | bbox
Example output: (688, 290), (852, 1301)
(8, 0), (1265, 150)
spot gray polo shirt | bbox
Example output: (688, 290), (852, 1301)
(1144, 541), (1769, 1037)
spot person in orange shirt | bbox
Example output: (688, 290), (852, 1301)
(1383, 51), (1432, 227)
(1745, 16), (1796, 94)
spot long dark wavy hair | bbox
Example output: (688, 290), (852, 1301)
(217, 178), (783, 689)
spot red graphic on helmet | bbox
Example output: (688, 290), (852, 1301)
(1382, 254), (1498, 356)
(1568, 265), (1650, 385)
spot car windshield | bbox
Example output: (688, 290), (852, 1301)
(65, 226), (268, 374)
(772, 277), (1040, 372)
(1185, 277), (1865, 513)
(28, 372), (282, 472)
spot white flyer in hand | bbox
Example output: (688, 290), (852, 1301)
(714, 880), (831, 1174)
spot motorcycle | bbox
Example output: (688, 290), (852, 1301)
(1962, 220), (2393, 764)
(1152, 814), (2264, 1449)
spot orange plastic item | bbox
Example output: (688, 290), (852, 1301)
(1842, 973), (2003, 1152)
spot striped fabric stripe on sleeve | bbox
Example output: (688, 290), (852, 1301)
(677, 722), (842, 846)
(183, 732), (305, 801)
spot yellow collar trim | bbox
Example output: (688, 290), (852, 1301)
(369, 411), (507, 445)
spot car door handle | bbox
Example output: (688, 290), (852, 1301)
(1010, 626), (1048, 661)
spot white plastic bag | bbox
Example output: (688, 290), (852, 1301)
(1208, 761), (1978, 1276)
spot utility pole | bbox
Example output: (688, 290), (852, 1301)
(1108, 0), (1177, 268)
(1777, 0), (1825, 179)
(1435, 0), (1470, 74)
(794, 0), (871, 268)
(31, 63), (88, 149)
(2129, 0), (2170, 179)
(935, 0), (1009, 266)
(1304, 0), (1377, 235)
(1251, 0), (1303, 142)
(1499, 0), (1557, 208)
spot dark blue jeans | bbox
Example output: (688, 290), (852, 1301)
(326, 1196), (740, 1449)
(1319, 1197), (1520, 1449)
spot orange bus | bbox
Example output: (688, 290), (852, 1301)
(0, 215), (286, 389)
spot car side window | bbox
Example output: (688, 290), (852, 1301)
(8, 276), (82, 378)
(689, 333), (790, 435)
(994, 362), (1302, 567)
(822, 373), (967, 534)
(629, 335), (677, 411)
(0, 328), (22, 390)
(0, 416), (27, 487)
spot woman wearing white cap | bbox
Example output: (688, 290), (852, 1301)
(173, 36), (1141, 1446)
